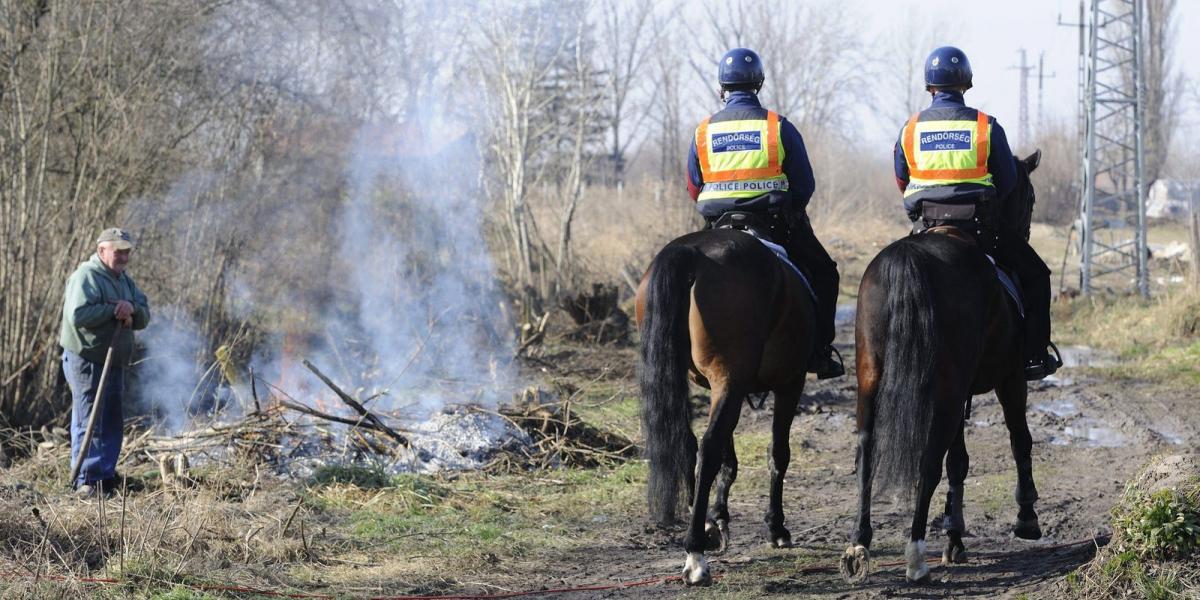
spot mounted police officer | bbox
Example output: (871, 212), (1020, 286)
(687, 48), (843, 379)
(894, 46), (1058, 380)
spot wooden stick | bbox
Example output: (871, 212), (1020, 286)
(69, 323), (122, 487)
(302, 359), (410, 447)
(248, 365), (261, 414)
(275, 398), (397, 434)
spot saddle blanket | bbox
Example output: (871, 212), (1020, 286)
(986, 255), (1025, 318)
(748, 234), (818, 303)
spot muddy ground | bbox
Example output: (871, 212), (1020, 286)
(516, 312), (1198, 600)
(2, 218), (1196, 598)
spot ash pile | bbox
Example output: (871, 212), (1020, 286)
(138, 361), (635, 480)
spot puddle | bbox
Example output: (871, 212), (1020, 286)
(1035, 399), (1080, 418)
(1150, 427), (1185, 445)
(1051, 418), (1126, 447)
(1057, 345), (1118, 368)
(835, 304), (856, 327)
(1040, 374), (1075, 387)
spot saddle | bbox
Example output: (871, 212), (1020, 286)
(923, 225), (1025, 319)
(710, 211), (817, 302)
(710, 210), (784, 244)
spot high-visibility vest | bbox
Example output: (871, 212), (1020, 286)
(695, 110), (788, 204)
(901, 109), (994, 199)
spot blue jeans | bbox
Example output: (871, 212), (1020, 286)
(63, 350), (125, 488)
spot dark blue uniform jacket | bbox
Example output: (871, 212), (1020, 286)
(687, 91), (815, 219)
(893, 90), (1018, 212)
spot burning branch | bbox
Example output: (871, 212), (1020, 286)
(275, 398), (407, 438)
(301, 359), (410, 448)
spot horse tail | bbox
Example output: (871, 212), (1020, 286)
(639, 244), (700, 525)
(870, 240), (940, 502)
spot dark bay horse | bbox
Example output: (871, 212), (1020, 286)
(635, 228), (815, 586)
(841, 153), (1043, 584)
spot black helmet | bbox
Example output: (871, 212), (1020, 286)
(924, 46), (973, 89)
(718, 48), (764, 91)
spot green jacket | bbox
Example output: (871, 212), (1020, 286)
(59, 254), (151, 365)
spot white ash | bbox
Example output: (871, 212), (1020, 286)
(400, 407), (531, 473)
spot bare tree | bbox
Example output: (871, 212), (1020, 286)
(474, 1), (574, 299)
(1142, 0), (1182, 185)
(552, 16), (604, 289)
(688, 0), (867, 136)
(652, 34), (687, 187)
(875, 12), (946, 127)
(594, 0), (663, 183)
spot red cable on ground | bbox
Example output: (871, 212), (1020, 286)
(0, 536), (1101, 599)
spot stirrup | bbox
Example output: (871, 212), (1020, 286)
(1047, 341), (1063, 369)
(1023, 342), (1063, 381)
(810, 345), (846, 380)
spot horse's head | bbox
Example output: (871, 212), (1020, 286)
(1007, 150), (1041, 241)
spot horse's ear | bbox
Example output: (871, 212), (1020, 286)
(1023, 149), (1042, 172)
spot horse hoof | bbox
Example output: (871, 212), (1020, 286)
(683, 552), (712, 586)
(704, 520), (730, 554)
(942, 539), (967, 565)
(905, 540), (930, 583)
(1013, 517), (1042, 540)
(839, 544), (870, 584)
(772, 534), (793, 549)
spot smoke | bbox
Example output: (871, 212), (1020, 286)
(131, 310), (213, 434)
(335, 115), (513, 418)
(126, 0), (518, 434)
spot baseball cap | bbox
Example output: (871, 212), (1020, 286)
(96, 228), (135, 250)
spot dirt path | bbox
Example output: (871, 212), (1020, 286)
(535, 313), (1198, 599)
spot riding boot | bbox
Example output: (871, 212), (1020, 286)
(1005, 239), (1058, 380)
(784, 211), (843, 379)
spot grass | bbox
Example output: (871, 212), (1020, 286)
(1052, 291), (1200, 385)
(1065, 455), (1200, 599)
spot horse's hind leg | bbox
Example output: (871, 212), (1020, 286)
(906, 408), (955, 583)
(997, 372), (1041, 540)
(842, 350), (877, 584)
(765, 386), (800, 548)
(705, 442), (736, 553)
(682, 381), (744, 586)
(942, 418), (969, 565)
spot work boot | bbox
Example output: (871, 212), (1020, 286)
(808, 346), (845, 380)
(74, 483), (99, 501)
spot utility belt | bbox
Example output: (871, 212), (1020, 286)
(909, 189), (999, 252)
(705, 209), (789, 246)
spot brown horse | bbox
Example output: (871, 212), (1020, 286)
(841, 154), (1044, 584)
(635, 228), (815, 586)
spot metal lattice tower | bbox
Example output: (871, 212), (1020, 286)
(1009, 49), (1033, 150)
(1078, 0), (1147, 296)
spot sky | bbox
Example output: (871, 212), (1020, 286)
(852, 0), (1199, 149)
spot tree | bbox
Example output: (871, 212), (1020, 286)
(474, 0), (577, 300)
(1142, 0), (1182, 185)
(594, 0), (663, 183)
(688, 0), (867, 136)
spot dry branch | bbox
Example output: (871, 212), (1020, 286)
(301, 360), (410, 448)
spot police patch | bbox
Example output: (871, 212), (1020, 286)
(919, 130), (973, 151)
(710, 131), (762, 152)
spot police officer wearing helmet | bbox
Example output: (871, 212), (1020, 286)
(687, 48), (843, 379)
(893, 46), (1058, 380)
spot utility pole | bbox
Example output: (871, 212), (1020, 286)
(1058, 1), (1087, 146)
(1008, 49), (1034, 151)
(1077, 0), (1148, 297)
(1037, 52), (1056, 131)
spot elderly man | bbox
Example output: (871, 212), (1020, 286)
(60, 228), (150, 498)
